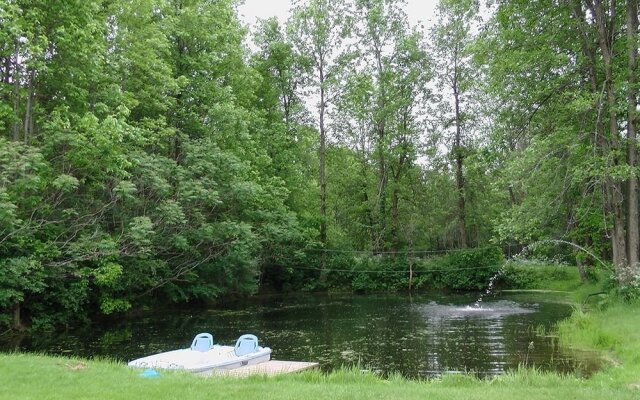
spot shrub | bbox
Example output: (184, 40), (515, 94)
(350, 256), (408, 292)
(612, 275), (640, 303)
(299, 247), (506, 293)
(445, 247), (504, 289)
(501, 262), (577, 290)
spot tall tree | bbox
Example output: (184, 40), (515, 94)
(588, 0), (628, 276)
(431, 0), (479, 248)
(331, 71), (378, 250)
(482, 0), (640, 283)
(333, 0), (432, 252)
(478, 0), (597, 250)
(288, 0), (347, 273)
(253, 18), (309, 136)
(573, 0), (640, 282)
(625, 0), (639, 271)
(378, 30), (432, 252)
(352, 0), (401, 251)
(251, 17), (316, 212)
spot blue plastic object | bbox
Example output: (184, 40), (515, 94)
(140, 369), (160, 378)
(234, 334), (259, 357)
(190, 332), (215, 352)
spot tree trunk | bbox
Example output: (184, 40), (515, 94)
(573, 1), (599, 92)
(574, 0), (630, 279)
(2, 55), (11, 84)
(576, 257), (590, 282)
(591, 0), (630, 281)
(455, 153), (466, 248)
(171, 0), (186, 164)
(23, 69), (35, 144)
(452, 45), (466, 248)
(11, 40), (20, 141)
(626, 0), (640, 271)
(318, 62), (327, 282)
(373, 40), (387, 253)
(390, 106), (413, 253)
(278, 67), (292, 132)
(359, 159), (376, 250)
(391, 186), (400, 252)
(574, 1), (618, 274)
(13, 303), (23, 330)
(507, 184), (517, 205)
(408, 258), (414, 291)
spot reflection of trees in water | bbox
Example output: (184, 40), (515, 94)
(425, 316), (505, 376)
(0, 293), (584, 378)
(1, 330), (27, 352)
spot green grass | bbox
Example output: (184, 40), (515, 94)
(0, 352), (637, 400)
(556, 301), (640, 387)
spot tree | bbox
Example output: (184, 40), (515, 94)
(481, 0), (640, 284)
(0, 0), (317, 328)
(430, 0), (480, 248)
(625, 0), (639, 273)
(332, 0), (432, 252)
(251, 17), (317, 214)
(288, 0), (348, 274)
(352, 0), (404, 251)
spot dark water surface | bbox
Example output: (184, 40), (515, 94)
(0, 292), (599, 378)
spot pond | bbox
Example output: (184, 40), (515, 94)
(0, 292), (599, 378)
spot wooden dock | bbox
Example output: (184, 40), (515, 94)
(200, 360), (319, 378)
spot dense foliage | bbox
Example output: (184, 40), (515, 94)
(2, 0), (640, 328)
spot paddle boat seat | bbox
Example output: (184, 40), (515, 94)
(190, 333), (215, 352)
(234, 334), (259, 356)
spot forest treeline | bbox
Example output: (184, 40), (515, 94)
(1, 0), (639, 329)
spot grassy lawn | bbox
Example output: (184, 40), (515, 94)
(0, 352), (637, 400)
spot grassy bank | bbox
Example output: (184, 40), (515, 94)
(556, 301), (640, 388)
(0, 352), (637, 400)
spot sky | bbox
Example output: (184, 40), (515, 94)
(237, 0), (440, 31)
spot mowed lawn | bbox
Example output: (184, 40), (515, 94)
(0, 351), (637, 400)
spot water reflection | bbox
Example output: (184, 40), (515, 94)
(417, 301), (530, 376)
(0, 293), (599, 378)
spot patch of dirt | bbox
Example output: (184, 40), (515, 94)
(63, 362), (87, 371)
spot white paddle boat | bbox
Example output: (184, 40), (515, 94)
(128, 333), (271, 373)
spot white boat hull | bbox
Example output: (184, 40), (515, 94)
(128, 345), (272, 373)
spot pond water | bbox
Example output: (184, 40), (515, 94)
(0, 292), (599, 378)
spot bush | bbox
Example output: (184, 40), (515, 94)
(321, 253), (358, 291)
(612, 276), (640, 303)
(349, 256), (408, 292)
(501, 262), (578, 290)
(524, 242), (574, 265)
(431, 247), (504, 290)
(293, 247), (506, 293)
